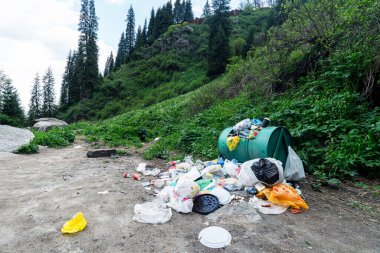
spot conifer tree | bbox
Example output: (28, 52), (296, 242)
(108, 52), (114, 74)
(142, 19), (148, 45)
(104, 52), (115, 77)
(147, 9), (155, 43)
(28, 73), (42, 121)
(41, 67), (56, 117)
(76, 0), (99, 99)
(202, 0), (212, 18)
(208, 0), (231, 77)
(67, 51), (81, 106)
(0, 74), (24, 119)
(135, 25), (144, 50)
(60, 52), (71, 109)
(115, 32), (127, 69)
(125, 5), (136, 60)
(183, 0), (194, 22)
(173, 0), (183, 24)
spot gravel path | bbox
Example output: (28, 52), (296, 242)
(0, 140), (379, 252)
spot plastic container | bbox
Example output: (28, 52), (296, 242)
(218, 126), (292, 165)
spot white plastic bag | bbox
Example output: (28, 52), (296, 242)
(232, 118), (251, 132)
(167, 198), (194, 213)
(284, 146), (305, 181)
(156, 186), (175, 203)
(133, 201), (172, 224)
(223, 160), (240, 177)
(143, 168), (161, 176)
(237, 158), (284, 187)
(175, 177), (200, 199)
(249, 197), (288, 215)
(136, 163), (146, 172)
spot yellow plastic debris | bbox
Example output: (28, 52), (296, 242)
(61, 212), (87, 234)
(226, 136), (240, 151)
(257, 183), (309, 210)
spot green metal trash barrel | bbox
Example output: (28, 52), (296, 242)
(218, 126), (293, 165)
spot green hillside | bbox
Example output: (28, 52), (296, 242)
(33, 0), (380, 180)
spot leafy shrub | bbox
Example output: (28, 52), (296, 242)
(14, 142), (39, 154)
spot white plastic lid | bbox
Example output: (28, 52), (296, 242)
(210, 187), (231, 205)
(198, 226), (232, 249)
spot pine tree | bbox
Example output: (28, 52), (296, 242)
(41, 67), (56, 117)
(173, 0), (183, 24)
(208, 0), (231, 77)
(67, 51), (81, 106)
(183, 0), (194, 22)
(202, 0), (212, 18)
(115, 32), (127, 69)
(147, 8), (155, 43)
(0, 74), (24, 119)
(76, 0), (99, 99)
(28, 73), (42, 122)
(109, 52), (115, 74)
(103, 51), (115, 77)
(125, 5), (136, 60)
(135, 25), (144, 50)
(142, 19), (148, 45)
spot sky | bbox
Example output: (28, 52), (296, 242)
(0, 0), (241, 110)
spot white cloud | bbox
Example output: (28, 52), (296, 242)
(105, 0), (125, 5)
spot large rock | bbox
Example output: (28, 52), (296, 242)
(33, 118), (68, 132)
(0, 125), (34, 152)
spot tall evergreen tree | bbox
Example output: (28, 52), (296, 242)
(103, 51), (115, 77)
(183, 0), (194, 22)
(173, 0), (184, 24)
(67, 51), (81, 106)
(76, 0), (99, 99)
(142, 19), (148, 45)
(28, 73), (42, 121)
(147, 8), (155, 43)
(125, 5), (136, 60)
(202, 0), (212, 18)
(135, 25), (144, 50)
(41, 67), (56, 117)
(208, 0), (231, 77)
(115, 32), (127, 69)
(0, 74), (24, 119)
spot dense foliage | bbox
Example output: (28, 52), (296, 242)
(58, 0), (379, 181)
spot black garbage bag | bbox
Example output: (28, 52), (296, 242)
(250, 159), (280, 185)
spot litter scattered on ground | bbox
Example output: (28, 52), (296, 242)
(198, 226), (231, 249)
(133, 201), (172, 224)
(61, 212), (87, 234)
(128, 117), (308, 243)
(207, 202), (262, 224)
(97, 190), (109, 195)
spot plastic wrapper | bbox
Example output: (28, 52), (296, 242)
(223, 160), (240, 177)
(256, 183), (309, 210)
(226, 136), (240, 151)
(284, 146), (305, 181)
(249, 196), (288, 214)
(218, 178), (242, 191)
(61, 212), (87, 234)
(167, 198), (194, 213)
(136, 163), (146, 172)
(133, 201), (172, 224)
(232, 118), (251, 132)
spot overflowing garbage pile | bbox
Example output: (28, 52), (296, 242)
(130, 149), (308, 225)
(227, 118), (270, 151)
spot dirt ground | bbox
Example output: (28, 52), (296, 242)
(0, 139), (379, 253)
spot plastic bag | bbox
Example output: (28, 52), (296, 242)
(232, 118), (251, 132)
(284, 146), (305, 181)
(223, 160), (240, 177)
(218, 178), (242, 191)
(237, 158), (284, 187)
(249, 197), (288, 215)
(156, 186), (175, 202)
(61, 212), (87, 234)
(167, 198), (194, 213)
(143, 168), (161, 176)
(174, 177), (200, 199)
(226, 136), (240, 151)
(256, 183), (309, 210)
(136, 163), (146, 172)
(133, 201), (172, 224)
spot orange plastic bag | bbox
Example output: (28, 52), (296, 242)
(256, 183), (309, 210)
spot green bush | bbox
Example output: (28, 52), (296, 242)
(14, 142), (39, 154)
